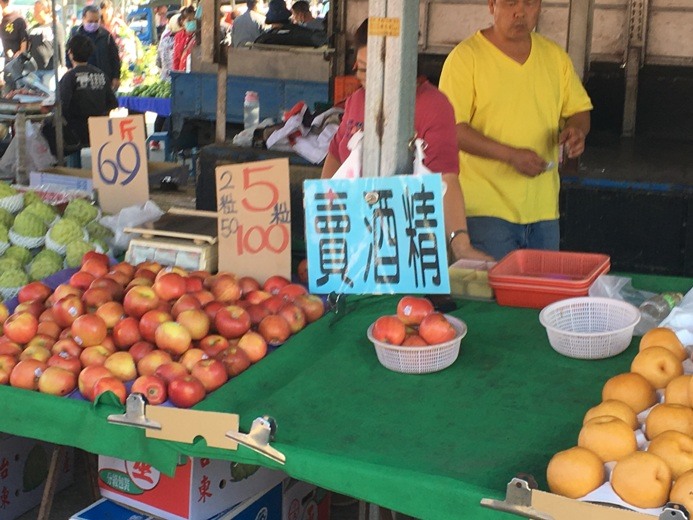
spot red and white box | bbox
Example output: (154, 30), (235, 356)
(98, 455), (285, 520)
(0, 434), (74, 520)
(282, 478), (331, 520)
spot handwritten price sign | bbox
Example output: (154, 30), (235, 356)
(215, 159), (291, 282)
(88, 115), (149, 214)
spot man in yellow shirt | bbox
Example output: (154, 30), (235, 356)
(439, 0), (593, 260)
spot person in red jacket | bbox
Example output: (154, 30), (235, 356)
(172, 6), (195, 71)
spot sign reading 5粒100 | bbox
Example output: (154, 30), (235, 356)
(88, 115), (149, 214)
(303, 175), (450, 295)
(215, 158), (291, 282)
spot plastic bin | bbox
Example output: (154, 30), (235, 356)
(488, 249), (611, 309)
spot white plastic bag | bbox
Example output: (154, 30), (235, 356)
(99, 200), (165, 254)
(0, 121), (56, 178)
(589, 274), (656, 335)
(332, 130), (363, 179)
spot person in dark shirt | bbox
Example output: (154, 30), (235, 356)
(254, 0), (326, 47)
(67, 5), (120, 89)
(28, 0), (65, 86)
(0, 0), (28, 58)
(42, 34), (118, 156)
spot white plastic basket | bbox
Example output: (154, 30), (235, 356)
(539, 297), (641, 359)
(367, 315), (467, 374)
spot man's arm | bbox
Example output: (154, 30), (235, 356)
(320, 152), (341, 179)
(559, 111), (590, 158)
(455, 123), (548, 178)
(108, 35), (121, 89)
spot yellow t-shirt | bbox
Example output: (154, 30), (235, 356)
(439, 31), (593, 223)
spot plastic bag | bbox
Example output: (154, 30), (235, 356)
(231, 118), (275, 148)
(589, 274), (656, 335)
(0, 121), (56, 178)
(99, 200), (165, 254)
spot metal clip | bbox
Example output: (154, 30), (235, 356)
(107, 393), (162, 430)
(660, 503), (689, 520)
(226, 416), (286, 465)
(480, 478), (554, 520)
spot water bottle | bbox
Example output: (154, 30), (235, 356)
(243, 91), (260, 129)
(639, 292), (683, 325)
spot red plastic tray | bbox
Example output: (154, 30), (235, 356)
(488, 249), (611, 309)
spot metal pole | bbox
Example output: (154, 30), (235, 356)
(16, 109), (27, 184)
(52, 0), (64, 165)
(622, 0), (648, 137)
(362, 0), (418, 177)
(566, 0), (594, 81)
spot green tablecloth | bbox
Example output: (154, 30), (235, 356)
(1, 273), (690, 519)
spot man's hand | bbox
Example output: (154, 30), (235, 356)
(508, 148), (549, 177)
(559, 126), (586, 158)
(111, 78), (120, 91)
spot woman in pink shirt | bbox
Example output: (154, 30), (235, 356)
(321, 19), (490, 262)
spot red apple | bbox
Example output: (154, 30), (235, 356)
(171, 294), (202, 318)
(133, 268), (156, 282)
(77, 365), (112, 400)
(25, 334), (56, 351)
(130, 375), (167, 405)
(112, 317), (143, 350)
(82, 250), (110, 268)
(10, 359), (47, 390)
(237, 331), (268, 363)
(4, 312), (39, 344)
(154, 321), (192, 356)
(18, 282), (52, 304)
(0, 302), (9, 323)
(111, 261), (136, 279)
(123, 286), (160, 319)
(69, 271), (96, 291)
(92, 376), (126, 404)
(418, 312), (457, 344)
(79, 345), (110, 367)
(246, 304), (270, 327)
(0, 339), (22, 357)
(89, 277), (124, 300)
(198, 335), (229, 358)
(81, 257), (109, 279)
(47, 352), (82, 376)
(396, 296), (435, 326)
(190, 290), (215, 307)
(238, 276), (261, 296)
(152, 272), (187, 301)
(20, 345), (52, 363)
(176, 309), (210, 340)
(47, 284), (82, 306)
(52, 295), (85, 328)
(129, 341), (155, 363)
(371, 316), (406, 346)
(211, 274), (241, 303)
(71, 314), (108, 348)
(0, 369), (9, 385)
(37, 320), (62, 340)
(105, 270), (130, 287)
(168, 375), (206, 408)
(294, 294), (325, 323)
(261, 295), (286, 315)
(218, 346), (251, 377)
(126, 277), (154, 291)
(38, 307), (55, 323)
(138, 309), (172, 343)
(402, 334), (428, 347)
(278, 283), (308, 301)
(137, 349), (173, 376)
(81, 288), (113, 313)
(184, 276), (204, 293)
(179, 348), (207, 372)
(257, 315), (291, 346)
(104, 351), (137, 381)
(101, 336), (117, 353)
(245, 289), (272, 305)
(203, 301), (225, 325)
(191, 359), (227, 392)
(95, 301), (126, 330)
(51, 338), (82, 358)
(14, 300), (45, 319)
(0, 354), (18, 374)
(38, 366), (77, 396)
(154, 361), (188, 383)
(214, 306), (251, 339)
(278, 303), (306, 334)
(263, 275), (291, 295)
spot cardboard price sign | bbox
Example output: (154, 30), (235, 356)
(215, 159), (291, 282)
(88, 115), (149, 214)
(303, 175), (450, 294)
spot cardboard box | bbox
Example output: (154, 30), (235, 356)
(31, 167), (93, 192)
(282, 479), (331, 520)
(211, 482), (282, 520)
(98, 455), (285, 520)
(70, 498), (156, 520)
(531, 490), (655, 519)
(0, 434), (75, 520)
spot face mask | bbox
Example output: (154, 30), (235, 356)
(185, 20), (196, 32)
(83, 22), (99, 32)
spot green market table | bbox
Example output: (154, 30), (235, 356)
(1, 273), (690, 519)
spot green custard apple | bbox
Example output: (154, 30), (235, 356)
(0, 208), (14, 228)
(22, 190), (43, 206)
(0, 183), (17, 198)
(48, 218), (84, 245)
(86, 221), (113, 240)
(24, 201), (57, 225)
(64, 199), (99, 225)
(4, 245), (32, 266)
(0, 256), (22, 271)
(12, 211), (47, 238)
(0, 267), (29, 288)
(89, 238), (108, 253)
(28, 256), (63, 281)
(0, 223), (8, 243)
(33, 248), (62, 265)
(65, 240), (95, 268)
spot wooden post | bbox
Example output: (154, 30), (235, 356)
(216, 63), (227, 144)
(36, 445), (65, 520)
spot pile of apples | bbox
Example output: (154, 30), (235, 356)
(370, 296), (458, 346)
(0, 252), (325, 408)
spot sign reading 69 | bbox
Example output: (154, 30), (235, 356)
(96, 118), (142, 186)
